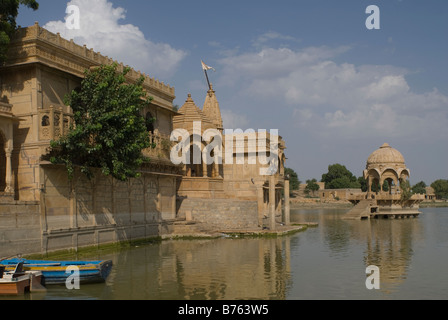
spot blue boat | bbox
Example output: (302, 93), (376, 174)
(0, 258), (113, 285)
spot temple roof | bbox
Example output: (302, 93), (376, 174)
(173, 94), (216, 133)
(367, 143), (406, 167)
(202, 85), (223, 130)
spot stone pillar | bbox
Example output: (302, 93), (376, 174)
(257, 186), (264, 227)
(172, 177), (177, 219)
(156, 176), (161, 214)
(4, 148), (13, 194)
(186, 165), (191, 177)
(214, 161), (220, 178)
(202, 158), (208, 178)
(284, 178), (290, 226)
(269, 175), (276, 230)
(367, 177), (372, 199)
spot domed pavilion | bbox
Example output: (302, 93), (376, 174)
(363, 143), (410, 197)
(345, 143), (424, 220)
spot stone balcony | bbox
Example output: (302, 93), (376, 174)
(0, 102), (13, 115)
(142, 131), (173, 161)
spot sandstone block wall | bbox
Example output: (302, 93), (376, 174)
(177, 198), (259, 230)
(39, 165), (176, 254)
(0, 202), (41, 257)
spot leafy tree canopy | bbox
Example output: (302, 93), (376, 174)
(321, 164), (360, 189)
(0, 0), (39, 64)
(431, 179), (448, 200)
(49, 63), (153, 181)
(411, 181), (427, 195)
(304, 178), (320, 196)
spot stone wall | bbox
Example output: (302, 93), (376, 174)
(0, 165), (179, 257)
(0, 201), (41, 257)
(177, 198), (259, 230)
(39, 165), (177, 254)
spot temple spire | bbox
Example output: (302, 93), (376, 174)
(203, 83), (223, 131)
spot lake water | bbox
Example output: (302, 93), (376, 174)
(6, 207), (448, 300)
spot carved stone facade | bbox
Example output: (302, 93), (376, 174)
(0, 22), (179, 202)
(173, 88), (289, 229)
(0, 23), (181, 254)
(0, 23), (290, 255)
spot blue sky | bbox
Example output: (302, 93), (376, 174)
(18, 0), (448, 185)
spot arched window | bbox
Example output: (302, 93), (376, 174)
(41, 115), (50, 127)
(146, 112), (155, 134)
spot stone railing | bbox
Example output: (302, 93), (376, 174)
(37, 109), (175, 162)
(0, 102), (13, 115)
(143, 132), (174, 161)
(38, 105), (73, 141)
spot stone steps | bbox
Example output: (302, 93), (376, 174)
(169, 219), (208, 236)
(343, 200), (376, 220)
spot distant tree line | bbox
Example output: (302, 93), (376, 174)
(431, 179), (448, 200)
(286, 164), (448, 200)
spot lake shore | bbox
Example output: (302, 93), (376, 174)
(420, 201), (448, 208)
(290, 197), (353, 209)
(290, 198), (448, 209)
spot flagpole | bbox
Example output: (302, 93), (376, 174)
(204, 69), (211, 91)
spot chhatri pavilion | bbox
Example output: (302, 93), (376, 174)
(364, 143), (410, 198)
(345, 143), (425, 220)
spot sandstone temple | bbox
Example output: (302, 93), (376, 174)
(0, 23), (290, 256)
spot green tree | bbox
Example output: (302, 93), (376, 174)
(0, 0), (39, 64)
(400, 179), (412, 202)
(412, 181), (427, 195)
(382, 180), (389, 192)
(321, 164), (360, 189)
(49, 63), (152, 181)
(431, 179), (448, 200)
(304, 179), (320, 197)
(358, 176), (368, 192)
(285, 167), (300, 193)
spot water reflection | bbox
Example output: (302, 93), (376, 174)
(291, 207), (425, 295)
(8, 207), (448, 300)
(105, 237), (294, 300)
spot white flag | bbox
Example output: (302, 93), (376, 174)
(201, 60), (215, 72)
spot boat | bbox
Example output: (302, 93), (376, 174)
(0, 258), (113, 285)
(0, 262), (45, 295)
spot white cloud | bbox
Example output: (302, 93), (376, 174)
(217, 45), (448, 142)
(43, 0), (186, 78)
(221, 110), (249, 129)
(251, 31), (300, 49)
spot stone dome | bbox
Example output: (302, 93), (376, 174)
(367, 143), (405, 166)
